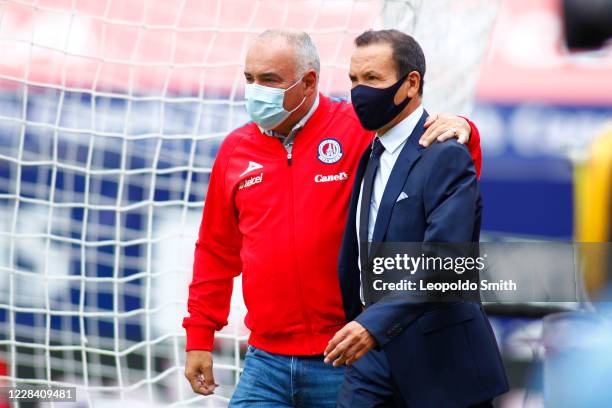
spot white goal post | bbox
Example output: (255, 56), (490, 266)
(0, 0), (499, 406)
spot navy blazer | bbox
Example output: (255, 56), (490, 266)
(338, 111), (508, 407)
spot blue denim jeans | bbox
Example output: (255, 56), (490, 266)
(229, 344), (346, 407)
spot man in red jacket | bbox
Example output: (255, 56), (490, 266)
(182, 29), (483, 407)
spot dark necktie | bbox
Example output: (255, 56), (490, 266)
(359, 137), (385, 305)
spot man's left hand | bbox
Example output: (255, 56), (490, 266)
(323, 321), (376, 367)
(420, 113), (471, 147)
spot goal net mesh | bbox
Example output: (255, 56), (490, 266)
(0, 0), (499, 406)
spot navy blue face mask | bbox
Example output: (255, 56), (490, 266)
(350, 74), (410, 131)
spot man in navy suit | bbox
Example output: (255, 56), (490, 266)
(324, 30), (508, 407)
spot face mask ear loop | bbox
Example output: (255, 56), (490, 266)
(287, 94), (306, 114)
(286, 74), (305, 92)
(394, 74), (411, 106)
(284, 74), (307, 114)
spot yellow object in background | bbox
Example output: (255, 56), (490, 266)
(574, 127), (612, 293)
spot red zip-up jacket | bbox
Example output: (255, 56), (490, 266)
(182, 94), (482, 355)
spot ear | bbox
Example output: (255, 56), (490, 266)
(406, 71), (421, 98)
(302, 69), (318, 97)
(393, 74), (414, 105)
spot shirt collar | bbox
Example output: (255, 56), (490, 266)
(260, 94), (320, 138)
(377, 105), (424, 154)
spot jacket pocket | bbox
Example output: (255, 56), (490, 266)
(393, 192), (421, 207)
(389, 193), (424, 235)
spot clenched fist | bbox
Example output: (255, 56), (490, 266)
(184, 350), (218, 395)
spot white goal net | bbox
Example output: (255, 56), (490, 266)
(0, 0), (499, 406)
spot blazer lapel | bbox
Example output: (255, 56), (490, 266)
(370, 111), (428, 252)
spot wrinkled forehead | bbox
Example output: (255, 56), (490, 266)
(245, 36), (299, 79)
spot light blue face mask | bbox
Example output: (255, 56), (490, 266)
(244, 76), (306, 130)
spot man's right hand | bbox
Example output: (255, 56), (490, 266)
(184, 350), (218, 396)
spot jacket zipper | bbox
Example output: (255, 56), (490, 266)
(285, 137), (293, 166)
(280, 136), (314, 352)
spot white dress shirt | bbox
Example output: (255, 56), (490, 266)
(356, 105), (424, 302)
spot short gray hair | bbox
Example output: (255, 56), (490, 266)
(255, 29), (321, 75)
